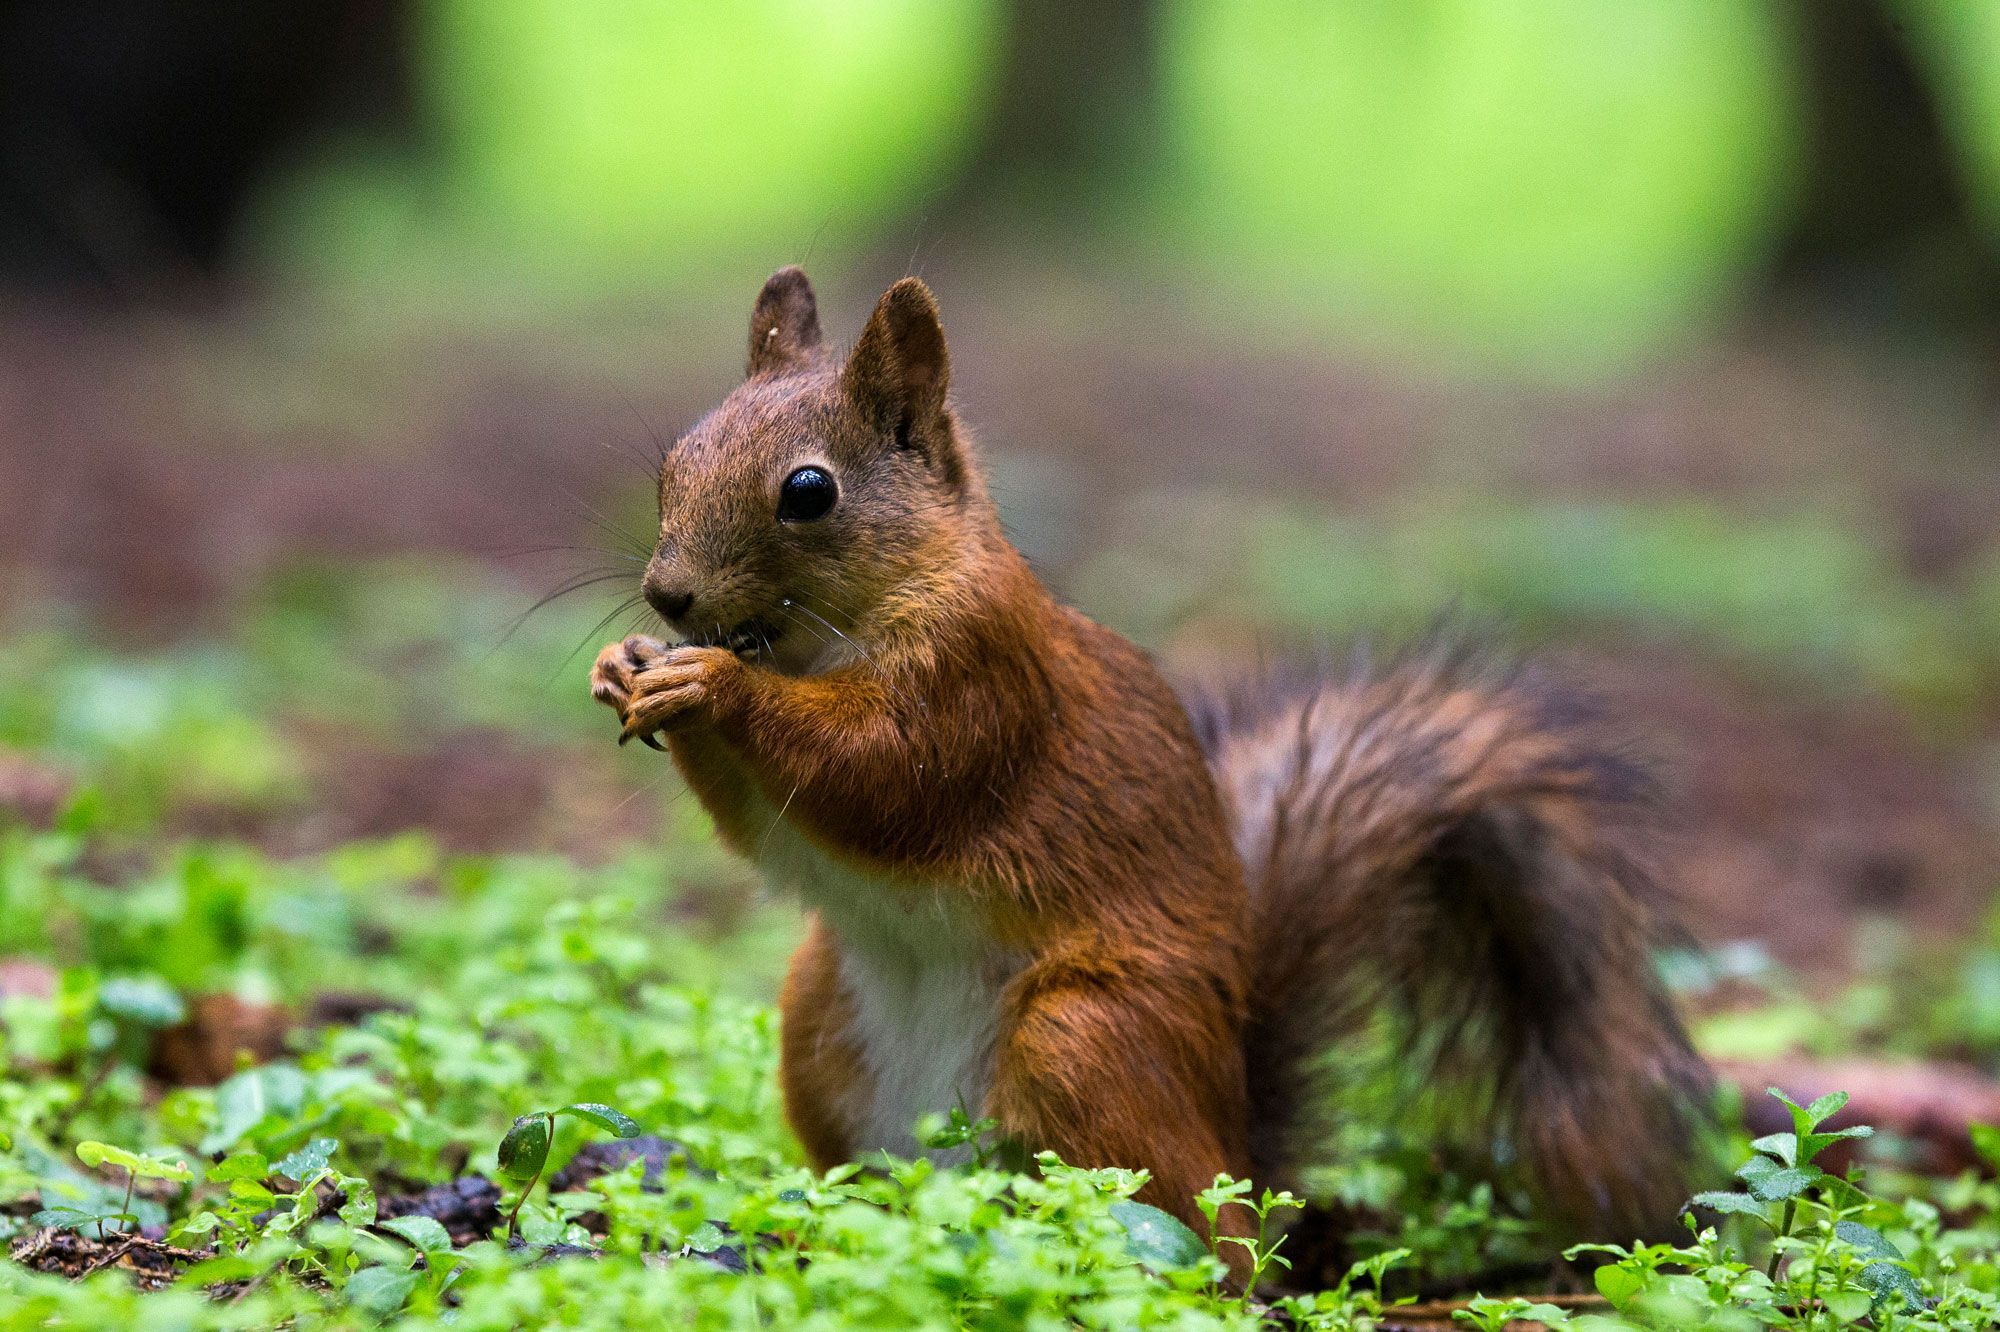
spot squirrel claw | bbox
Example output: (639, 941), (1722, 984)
(618, 724), (668, 751)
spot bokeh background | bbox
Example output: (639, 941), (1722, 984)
(4, 0), (2000, 1057)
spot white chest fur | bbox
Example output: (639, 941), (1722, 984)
(753, 811), (1020, 1161)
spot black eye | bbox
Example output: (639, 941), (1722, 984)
(777, 466), (837, 522)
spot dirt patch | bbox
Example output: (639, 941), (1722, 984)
(6, 1229), (207, 1290)
(1578, 645), (1999, 976)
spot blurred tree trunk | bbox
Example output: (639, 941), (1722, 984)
(938, 0), (1160, 224)
(1769, 0), (2000, 335)
(0, 0), (412, 297)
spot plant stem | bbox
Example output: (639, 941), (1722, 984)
(504, 1113), (554, 1241)
(121, 1170), (134, 1234)
(1766, 1199), (1797, 1281)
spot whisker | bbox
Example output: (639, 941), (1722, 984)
(541, 592), (648, 685)
(490, 571), (636, 652)
(780, 598), (915, 711)
(463, 540), (647, 564)
(601, 436), (662, 486)
(613, 385), (674, 467)
(777, 606), (835, 652)
(782, 598), (876, 667)
(552, 483), (654, 560)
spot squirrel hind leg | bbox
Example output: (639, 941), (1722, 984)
(1195, 643), (1712, 1236)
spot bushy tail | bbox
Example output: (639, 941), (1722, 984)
(1183, 640), (1710, 1234)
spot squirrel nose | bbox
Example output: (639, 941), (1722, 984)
(646, 585), (695, 622)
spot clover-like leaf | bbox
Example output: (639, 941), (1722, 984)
(1110, 1200), (1209, 1270)
(555, 1103), (641, 1138)
(498, 1114), (551, 1182)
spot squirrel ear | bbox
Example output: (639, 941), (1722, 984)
(842, 277), (959, 478)
(747, 266), (823, 377)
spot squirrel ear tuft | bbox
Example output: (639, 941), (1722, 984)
(842, 278), (958, 476)
(747, 266), (823, 377)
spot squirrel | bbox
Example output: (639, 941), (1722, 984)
(588, 267), (1711, 1268)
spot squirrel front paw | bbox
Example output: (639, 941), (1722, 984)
(591, 633), (668, 737)
(617, 645), (744, 748)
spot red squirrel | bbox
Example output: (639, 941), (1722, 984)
(588, 268), (1709, 1261)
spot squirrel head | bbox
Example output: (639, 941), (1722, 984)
(641, 267), (992, 673)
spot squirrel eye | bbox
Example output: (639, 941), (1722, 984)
(777, 466), (837, 522)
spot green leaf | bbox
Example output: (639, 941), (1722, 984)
(170, 1213), (222, 1240)
(1749, 1132), (1797, 1167)
(683, 1220), (727, 1255)
(555, 1103), (641, 1138)
(1824, 1290), (1873, 1322)
(202, 1064), (308, 1154)
(345, 1265), (418, 1319)
(379, 1215), (453, 1252)
(229, 1180), (276, 1207)
(1736, 1155), (1778, 1185)
(1858, 1261), (1925, 1314)
(1687, 1190), (1770, 1221)
(1743, 1165), (1822, 1202)
(96, 976), (185, 1028)
(1109, 1200), (1209, 1270)
(273, 1138), (338, 1181)
(498, 1114), (551, 1182)
(1833, 1219), (1903, 1262)
(207, 1153), (269, 1183)
(75, 1141), (192, 1182)
(31, 1205), (115, 1231)
(338, 1175), (378, 1227)
(1799, 1124), (1874, 1165)
(1594, 1263), (1645, 1306)
(1804, 1090), (1850, 1127)
(1972, 1123), (2000, 1172)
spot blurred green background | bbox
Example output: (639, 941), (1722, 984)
(3, 0), (1999, 1002)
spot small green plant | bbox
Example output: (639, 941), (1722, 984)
(918, 1102), (1004, 1168)
(496, 1102), (642, 1239)
(1198, 1174), (1304, 1292)
(1690, 1087), (1879, 1281)
(46, 1141), (191, 1239)
(1565, 1088), (1948, 1329)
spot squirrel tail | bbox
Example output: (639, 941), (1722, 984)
(1183, 638), (1710, 1233)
